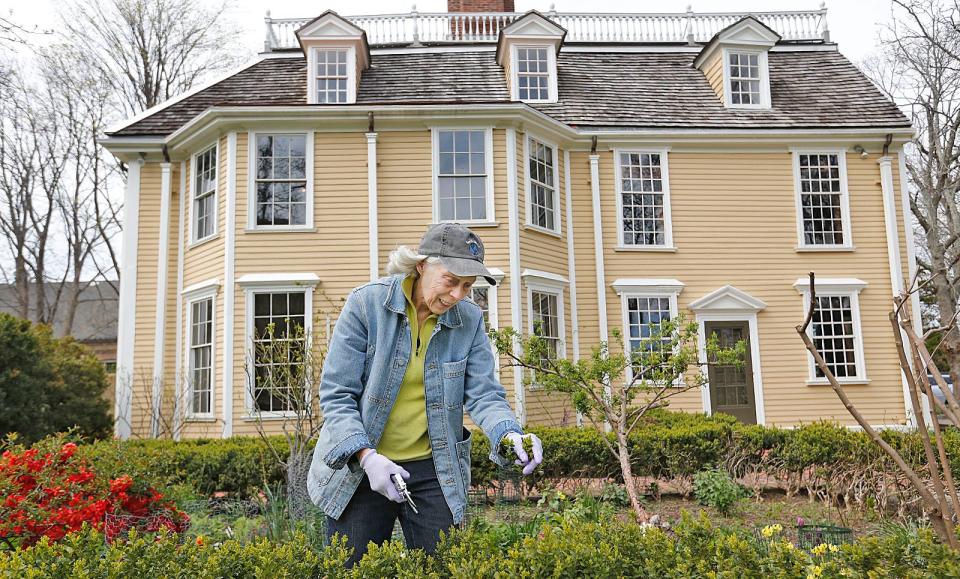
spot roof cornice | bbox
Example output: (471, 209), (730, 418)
(98, 103), (914, 163)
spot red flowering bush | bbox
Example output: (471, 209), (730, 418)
(0, 435), (188, 548)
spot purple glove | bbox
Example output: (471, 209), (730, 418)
(505, 432), (543, 475)
(359, 450), (410, 503)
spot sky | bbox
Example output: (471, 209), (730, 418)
(4, 0), (898, 65)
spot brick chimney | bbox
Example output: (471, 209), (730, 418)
(448, 0), (516, 12)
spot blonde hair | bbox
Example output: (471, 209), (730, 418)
(385, 245), (442, 277)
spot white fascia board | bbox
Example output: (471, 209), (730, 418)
(793, 277), (867, 293)
(612, 278), (685, 295)
(689, 284), (767, 312)
(237, 272), (321, 287)
(521, 268), (569, 287)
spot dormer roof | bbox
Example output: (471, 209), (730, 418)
(295, 10), (370, 68)
(495, 10), (566, 65)
(694, 16), (781, 69)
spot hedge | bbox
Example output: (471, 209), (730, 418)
(3, 514), (958, 578)
(80, 411), (960, 501)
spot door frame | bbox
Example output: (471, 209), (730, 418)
(696, 312), (766, 425)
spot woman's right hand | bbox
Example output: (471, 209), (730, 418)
(359, 450), (410, 503)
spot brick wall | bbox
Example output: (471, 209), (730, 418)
(448, 0), (516, 12)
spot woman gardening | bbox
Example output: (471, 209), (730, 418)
(307, 223), (543, 566)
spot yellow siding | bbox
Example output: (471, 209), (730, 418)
(230, 131), (370, 436)
(517, 132), (576, 426)
(703, 50), (725, 103)
(574, 150), (907, 426)
(129, 130), (914, 439)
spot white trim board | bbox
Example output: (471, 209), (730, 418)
(505, 126), (525, 426)
(151, 162), (174, 438)
(173, 161), (187, 440)
(222, 132), (238, 438)
(114, 160), (142, 440)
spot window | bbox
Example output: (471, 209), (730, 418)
(795, 153), (851, 247)
(616, 151), (672, 247)
(470, 286), (491, 330)
(516, 47), (550, 101)
(188, 296), (214, 415)
(253, 134), (309, 227)
(434, 129), (493, 223)
(795, 278), (867, 383)
(810, 295), (860, 379)
(625, 296), (672, 376)
(251, 291), (307, 413)
(728, 52), (761, 105)
(314, 48), (349, 104)
(192, 145), (217, 243)
(527, 137), (559, 233)
(530, 290), (561, 364)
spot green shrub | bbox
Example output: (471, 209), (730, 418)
(0, 314), (111, 444)
(693, 467), (744, 515)
(3, 513), (958, 577)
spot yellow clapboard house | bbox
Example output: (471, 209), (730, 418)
(101, 2), (917, 440)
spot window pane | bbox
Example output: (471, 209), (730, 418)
(620, 152), (666, 246)
(811, 295), (858, 378)
(437, 130), (488, 220)
(255, 134), (308, 227)
(253, 291), (308, 412)
(799, 154), (844, 245)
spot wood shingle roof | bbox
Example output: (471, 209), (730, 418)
(109, 49), (909, 137)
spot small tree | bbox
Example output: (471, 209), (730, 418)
(491, 315), (743, 522)
(243, 296), (341, 520)
(797, 271), (960, 549)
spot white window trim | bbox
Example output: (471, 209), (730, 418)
(307, 45), (356, 105)
(613, 148), (675, 250)
(470, 268), (503, 375)
(793, 277), (869, 384)
(792, 149), (854, 250)
(523, 134), (562, 236)
(722, 46), (771, 110)
(510, 44), (558, 103)
(525, 280), (567, 390)
(242, 278), (318, 419)
(189, 142), (219, 246)
(431, 127), (496, 226)
(246, 130), (315, 232)
(183, 284), (218, 421)
(613, 278), (684, 386)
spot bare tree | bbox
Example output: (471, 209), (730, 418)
(862, 0), (960, 391)
(797, 271), (960, 549)
(58, 0), (243, 119)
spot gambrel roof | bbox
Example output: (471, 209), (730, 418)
(108, 48), (909, 137)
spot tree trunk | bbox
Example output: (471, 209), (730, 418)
(615, 429), (648, 523)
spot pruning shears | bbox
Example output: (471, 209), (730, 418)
(391, 473), (419, 514)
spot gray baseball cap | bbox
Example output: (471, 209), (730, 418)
(418, 223), (497, 285)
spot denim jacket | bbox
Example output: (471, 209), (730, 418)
(307, 274), (522, 524)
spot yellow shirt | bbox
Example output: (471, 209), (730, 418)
(376, 275), (436, 462)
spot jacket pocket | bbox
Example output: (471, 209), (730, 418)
(454, 426), (473, 494)
(442, 357), (468, 409)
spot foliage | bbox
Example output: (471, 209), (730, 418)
(491, 316), (744, 521)
(0, 314), (111, 444)
(0, 433), (187, 549)
(693, 468), (745, 515)
(3, 512), (959, 577)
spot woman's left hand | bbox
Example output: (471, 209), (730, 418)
(504, 432), (543, 475)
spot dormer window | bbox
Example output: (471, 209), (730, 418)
(496, 11), (565, 104)
(313, 48), (350, 104)
(693, 16), (779, 111)
(516, 47), (551, 101)
(295, 10), (369, 106)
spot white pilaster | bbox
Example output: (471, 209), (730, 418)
(506, 127), (525, 426)
(173, 161), (186, 440)
(115, 159), (142, 440)
(222, 133), (237, 438)
(151, 162), (173, 437)
(367, 132), (379, 280)
(563, 149), (582, 427)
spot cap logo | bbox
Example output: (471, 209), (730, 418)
(467, 239), (481, 257)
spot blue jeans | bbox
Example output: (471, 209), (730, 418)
(325, 456), (456, 567)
